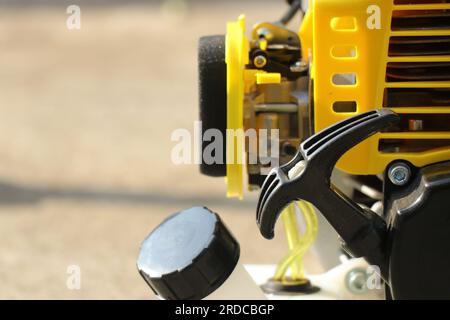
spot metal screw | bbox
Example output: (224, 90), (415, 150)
(346, 269), (367, 295)
(388, 163), (411, 186)
(290, 60), (308, 73)
(253, 55), (267, 68)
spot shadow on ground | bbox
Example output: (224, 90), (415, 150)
(0, 180), (255, 208)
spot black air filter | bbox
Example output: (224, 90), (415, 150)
(198, 35), (227, 177)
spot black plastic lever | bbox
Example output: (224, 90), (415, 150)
(256, 109), (399, 276)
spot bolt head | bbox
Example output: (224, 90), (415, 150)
(388, 163), (411, 186)
(253, 55), (267, 68)
(346, 269), (368, 295)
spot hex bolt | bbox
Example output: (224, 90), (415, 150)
(290, 60), (308, 73)
(253, 55), (267, 68)
(388, 163), (411, 186)
(346, 268), (368, 295)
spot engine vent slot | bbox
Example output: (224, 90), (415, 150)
(376, 2), (450, 165)
(382, 114), (450, 132)
(386, 62), (450, 82)
(383, 88), (450, 107)
(379, 139), (450, 153)
(391, 10), (450, 31)
(389, 36), (450, 56)
(333, 101), (357, 113)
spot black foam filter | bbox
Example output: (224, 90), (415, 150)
(198, 35), (227, 177)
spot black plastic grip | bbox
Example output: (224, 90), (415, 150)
(256, 109), (399, 276)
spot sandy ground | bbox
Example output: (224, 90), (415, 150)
(0, 2), (335, 299)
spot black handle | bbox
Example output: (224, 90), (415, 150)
(256, 109), (399, 278)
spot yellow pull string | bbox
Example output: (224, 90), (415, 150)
(281, 203), (304, 279)
(274, 200), (318, 281)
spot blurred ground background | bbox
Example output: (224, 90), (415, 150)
(0, 0), (333, 299)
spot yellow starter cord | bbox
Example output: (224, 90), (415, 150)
(274, 201), (318, 281)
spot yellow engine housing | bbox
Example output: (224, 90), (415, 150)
(300, 0), (450, 174)
(224, 1), (450, 197)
